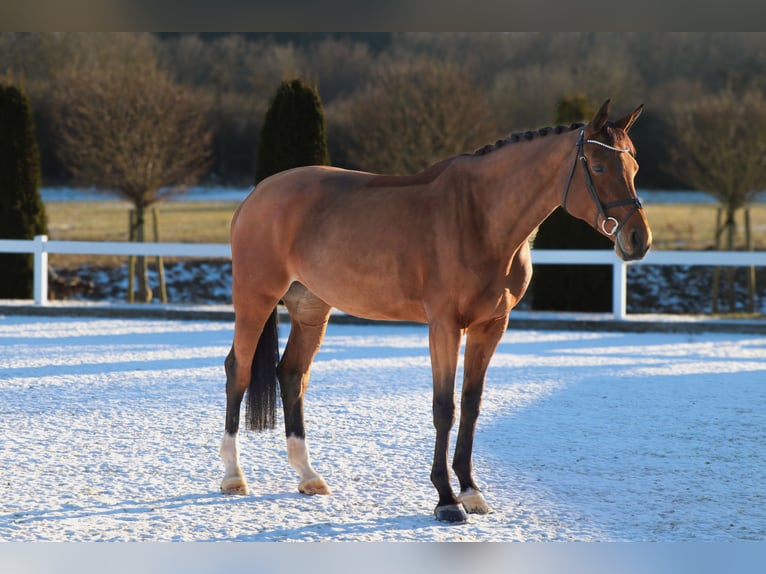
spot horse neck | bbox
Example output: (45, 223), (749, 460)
(468, 130), (577, 253)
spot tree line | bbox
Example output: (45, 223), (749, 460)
(4, 32), (766, 188)
(4, 32), (766, 310)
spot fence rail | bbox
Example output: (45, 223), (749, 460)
(1, 235), (765, 320)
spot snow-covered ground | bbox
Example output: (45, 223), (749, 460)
(1, 315), (765, 542)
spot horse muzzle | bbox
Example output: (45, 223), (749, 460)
(616, 223), (652, 261)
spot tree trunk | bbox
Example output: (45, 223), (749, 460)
(712, 208), (722, 314)
(745, 208), (755, 314)
(152, 207), (167, 304)
(725, 208), (736, 312)
(134, 204), (152, 303)
(128, 210), (135, 303)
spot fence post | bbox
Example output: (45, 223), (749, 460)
(612, 260), (627, 320)
(33, 234), (49, 306)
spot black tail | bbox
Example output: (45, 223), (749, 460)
(245, 308), (280, 431)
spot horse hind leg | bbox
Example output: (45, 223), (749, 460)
(220, 301), (280, 495)
(279, 283), (332, 495)
(221, 347), (249, 494)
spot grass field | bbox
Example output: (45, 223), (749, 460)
(44, 200), (766, 268)
(47, 201), (236, 243)
(46, 200), (237, 268)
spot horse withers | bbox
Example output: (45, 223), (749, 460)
(219, 99), (651, 523)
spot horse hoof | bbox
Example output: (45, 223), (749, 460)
(220, 476), (250, 495)
(298, 477), (331, 495)
(434, 504), (468, 524)
(459, 489), (491, 515)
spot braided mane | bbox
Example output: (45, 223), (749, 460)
(473, 123), (585, 156)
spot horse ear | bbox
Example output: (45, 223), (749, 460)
(588, 99), (610, 133)
(614, 104), (644, 133)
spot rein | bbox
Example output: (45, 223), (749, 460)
(562, 128), (643, 236)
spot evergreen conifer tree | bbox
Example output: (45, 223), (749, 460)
(0, 83), (48, 299)
(531, 95), (613, 312)
(255, 78), (330, 185)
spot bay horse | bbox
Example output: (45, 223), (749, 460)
(220, 99), (651, 523)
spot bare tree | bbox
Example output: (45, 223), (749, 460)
(50, 34), (212, 302)
(665, 87), (766, 311)
(329, 56), (495, 174)
(667, 88), (766, 240)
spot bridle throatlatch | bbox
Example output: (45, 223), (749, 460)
(562, 128), (643, 236)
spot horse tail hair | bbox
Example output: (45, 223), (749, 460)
(245, 307), (280, 432)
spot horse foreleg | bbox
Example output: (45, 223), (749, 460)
(280, 284), (332, 495)
(428, 320), (465, 523)
(453, 315), (509, 514)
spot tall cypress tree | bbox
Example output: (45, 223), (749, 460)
(255, 78), (330, 185)
(531, 95), (613, 312)
(0, 83), (48, 299)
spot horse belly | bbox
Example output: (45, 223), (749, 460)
(290, 234), (429, 323)
(334, 297), (428, 323)
(294, 263), (428, 323)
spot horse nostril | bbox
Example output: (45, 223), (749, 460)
(630, 229), (642, 252)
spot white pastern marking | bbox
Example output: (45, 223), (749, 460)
(220, 432), (240, 475)
(286, 435), (319, 481)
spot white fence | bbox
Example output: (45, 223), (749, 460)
(1, 235), (765, 320)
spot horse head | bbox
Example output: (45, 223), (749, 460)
(562, 99), (652, 261)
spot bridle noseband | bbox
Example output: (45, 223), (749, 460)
(562, 128), (643, 236)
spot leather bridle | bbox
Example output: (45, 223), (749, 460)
(562, 128), (643, 236)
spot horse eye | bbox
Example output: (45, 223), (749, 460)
(592, 164), (606, 174)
